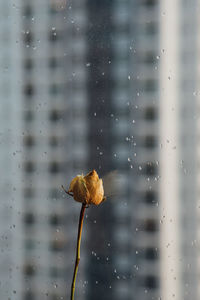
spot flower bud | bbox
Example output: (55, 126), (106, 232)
(68, 170), (105, 205)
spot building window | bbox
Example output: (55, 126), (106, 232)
(23, 31), (33, 45)
(144, 107), (157, 121)
(144, 190), (158, 204)
(24, 84), (35, 97)
(142, 52), (156, 64)
(24, 58), (33, 70)
(49, 30), (59, 42)
(49, 214), (63, 226)
(23, 5), (33, 17)
(49, 136), (59, 147)
(49, 162), (61, 174)
(49, 57), (59, 69)
(143, 79), (157, 92)
(144, 135), (157, 148)
(24, 161), (35, 173)
(23, 263), (36, 277)
(49, 110), (63, 122)
(142, 0), (157, 6)
(23, 135), (35, 147)
(23, 213), (35, 225)
(50, 239), (65, 252)
(144, 247), (159, 260)
(143, 219), (158, 232)
(143, 275), (158, 289)
(143, 162), (157, 176)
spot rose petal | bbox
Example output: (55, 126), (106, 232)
(68, 175), (90, 204)
(84, 170), (105, 205)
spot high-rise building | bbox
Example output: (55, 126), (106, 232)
(0, 1), (88, 300)
(86, 1), (161, 300)
(19, 1), (90, 299)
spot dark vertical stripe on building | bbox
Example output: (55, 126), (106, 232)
(86, 1), (115, 300)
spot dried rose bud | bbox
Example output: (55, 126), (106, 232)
(68, 170), (106, 205)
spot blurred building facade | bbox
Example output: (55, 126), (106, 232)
(0, 1), (199, 300)
(19, 1), (90, 300)
(86, 1), (161, 300)
(0, 0), (89, 300)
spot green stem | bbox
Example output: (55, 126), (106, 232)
(70, 203), (86, 300)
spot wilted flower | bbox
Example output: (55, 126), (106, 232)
(61, 170), (107, 300)
(68, 170), (106, 205)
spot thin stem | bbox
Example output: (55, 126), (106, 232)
(71, 203), (86, 300)
(61, 185), (73, 197)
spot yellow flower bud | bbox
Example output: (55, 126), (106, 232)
(68, 170), (106, 205)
